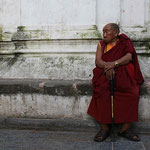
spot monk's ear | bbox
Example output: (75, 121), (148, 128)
(114, 30), (119, 37)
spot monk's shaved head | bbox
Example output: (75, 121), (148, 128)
(108, 23), (120, 34)
(103, 23), (120, 43)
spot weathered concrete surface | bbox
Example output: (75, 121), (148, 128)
(0, 129), (150, 150)
(0, 31), (149, 80)
(0, 0), (150, 134)
(0, 0), (150, 81)
(0, 0), (96, 27)
(0, 79), (92, 119)
(0, 53), (95, 80)
(0, 79), (92, 95)
(0, 51), (149, 80)
(1, 0), (150, 40)
(0, 117), (150, 134)
(0, 79), (150, 132)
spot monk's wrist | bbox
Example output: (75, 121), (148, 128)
(102, 61), (106, 69)
(115, 61), (119, 68)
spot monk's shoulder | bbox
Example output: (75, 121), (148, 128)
(119, 33), (131, 41)
(99, 40), (105, 48)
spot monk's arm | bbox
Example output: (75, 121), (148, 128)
(116, 53), (132, 66)
(105, 53), (132, 80)
(95, 43), (105, 68)
(104, 53), (132, 72)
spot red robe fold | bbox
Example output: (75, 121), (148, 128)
(87, 34), (144, 124)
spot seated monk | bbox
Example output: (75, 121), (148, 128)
(87, 23), (144, 142)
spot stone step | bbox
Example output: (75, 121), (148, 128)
(0, 79), (150, 133)
(0, 79), (149, 95)
(0, 79), (92, 96)
(0, 117), (150, 134)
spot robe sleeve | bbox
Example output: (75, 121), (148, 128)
(120, 34), (144, 85)
(125, 40), (144, 85)
(124, 39), (135, 54)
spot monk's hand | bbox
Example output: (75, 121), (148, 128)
(105, 68), (116, 80)
(103, 62), (115, 72)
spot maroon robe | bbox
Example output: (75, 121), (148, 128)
(87, 34), (144, 124)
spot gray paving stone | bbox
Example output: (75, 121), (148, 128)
(0, 129), (150, 150)
(140, 135), (150, 142)
(142, 143), (150, 150)
(140, 135), (150, 150)
(114, 141), (144, 150)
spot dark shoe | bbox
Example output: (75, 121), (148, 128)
(94, 130), (110, 142)
(118, 129), (140, 142)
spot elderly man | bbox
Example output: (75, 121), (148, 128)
(88, 23), (144, 142)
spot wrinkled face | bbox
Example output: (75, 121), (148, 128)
(103, 24), (118, 43)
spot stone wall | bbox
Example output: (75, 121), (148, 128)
(0, 0), (150, 127)
(0, 0), (150, 79)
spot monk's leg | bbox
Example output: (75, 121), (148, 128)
(101, 124), (110, 131)
(120, 122), (131, 133)
(94, 123), (110, 142)
(118, 122), (140, 141)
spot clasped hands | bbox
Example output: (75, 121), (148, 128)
(103, 62), (116, 80)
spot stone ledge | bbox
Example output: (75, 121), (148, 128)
(1, 25), (101, 42)
(2, 117), (98, 131)
(0, 79), (92, 96)
(0, 79), (149, 96)
(0, 40), (149, 55)
(0, 117), (150, 134)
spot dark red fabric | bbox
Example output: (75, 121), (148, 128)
(87, 34), (144, 124)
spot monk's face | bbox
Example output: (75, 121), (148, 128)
(102, 24), (118, 43)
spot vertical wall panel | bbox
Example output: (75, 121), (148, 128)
(120, 0), (145, 27)
(1, 0), (20, 27)
(96, 0), (120, 31)
(20, 0), (96, 26)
